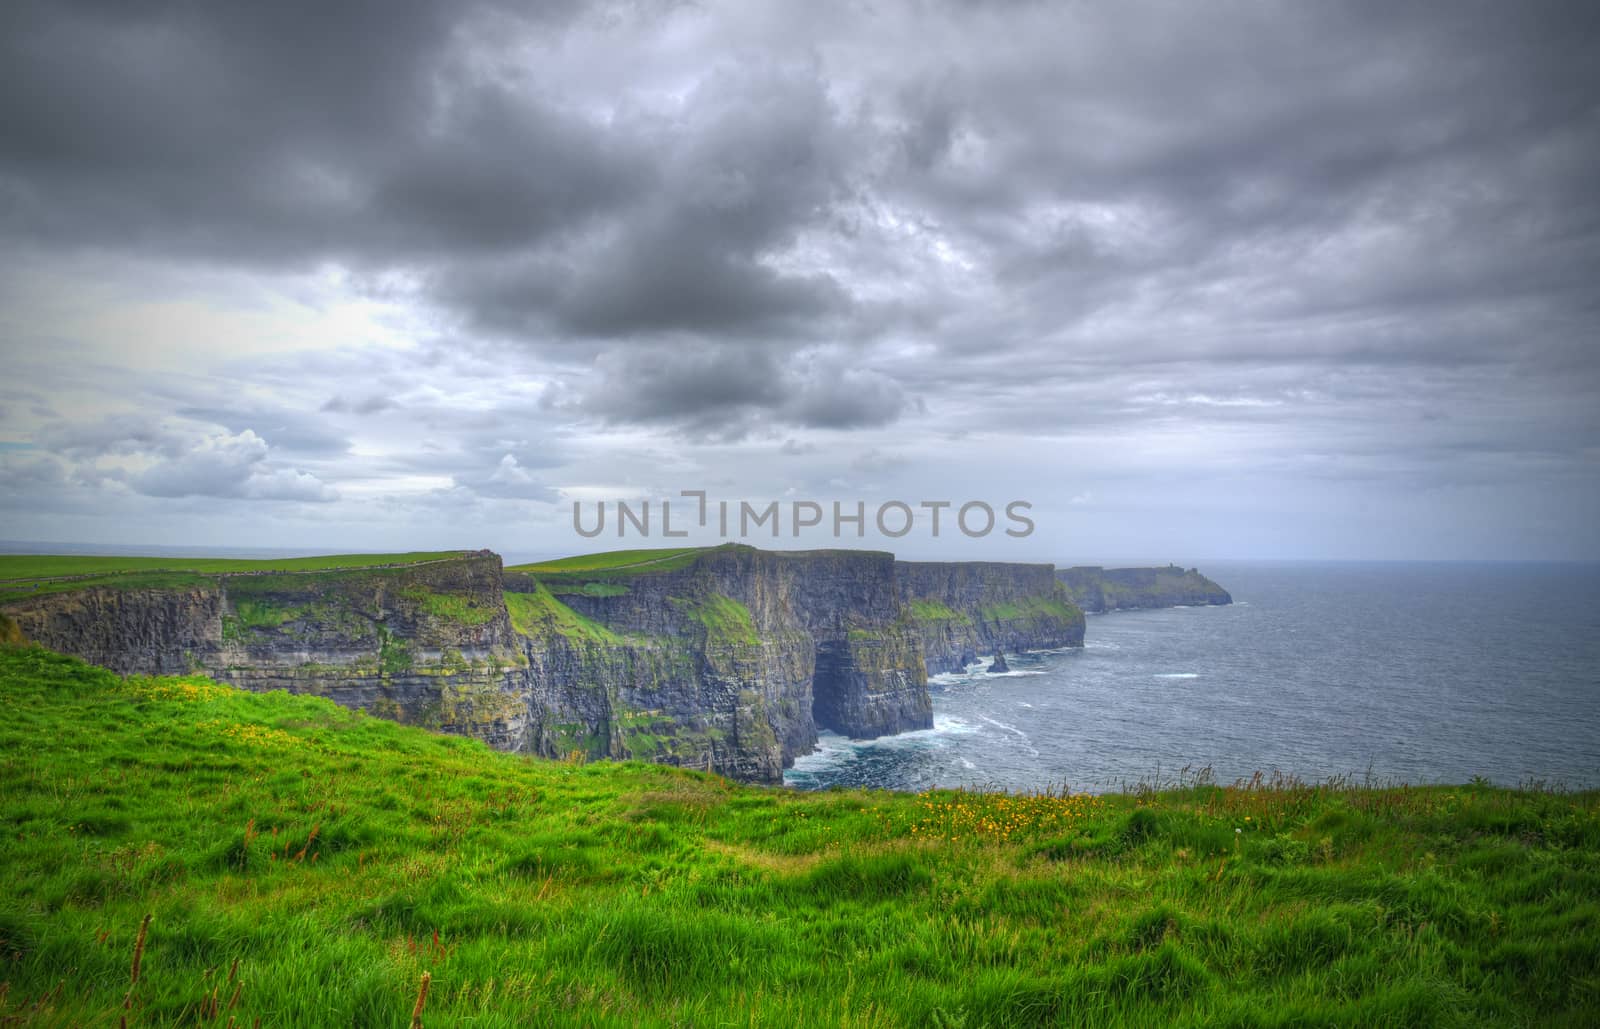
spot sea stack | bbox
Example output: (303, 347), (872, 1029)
(990, 649), (1010, 673)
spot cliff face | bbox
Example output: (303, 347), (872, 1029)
(509, 546), (930, 781)
(5, 553), (534, 750)
(896, 561), (1085, 674)
(1057, 565), (1232, 613)
(5, 546), (1088, 783)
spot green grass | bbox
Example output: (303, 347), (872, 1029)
(981, 595), (1082, 623)
(232, 599), (304, 630)
(377, 627), (413, 674)
(2, 646), (1598, 1026)
(575, 581), (630, 597)
(675, 593), (760, 647)
(908, 599), (972, 623)
(400, 588), (499, 626)
(504, 586), (625, 644)
(1, 570), (219, 604)
(0, 552), (466, 581)
(508, 548), (705, 576)
(542, 581), (632, 599)
(0, 552), (469, 606)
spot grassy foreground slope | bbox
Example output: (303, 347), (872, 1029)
(1, 649), (1597, 1027)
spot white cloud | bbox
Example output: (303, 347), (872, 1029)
(134, 430), (337, 502)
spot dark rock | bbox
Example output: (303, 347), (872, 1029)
(989, 650), (1009, 673)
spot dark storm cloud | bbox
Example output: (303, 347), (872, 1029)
(1, 0), (1597, 464)
(0, 0), (621, 261)
(580, 345), (786, 424)
(575, 343), (906, 436)
(861, 2), (1600, 378)
(782, 354), (907, 430)
(0, 0), (859, 350)
(428, 61), (861, 342)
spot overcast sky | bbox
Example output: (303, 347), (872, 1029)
(1, 0), (1596, 563)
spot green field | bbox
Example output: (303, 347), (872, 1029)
(0, 552), (472, 607)
(504, 585), (627, 644)
(0, 551), (466, 583)
(507, 548), (706, 576)
(1, 646), (1597, 1026)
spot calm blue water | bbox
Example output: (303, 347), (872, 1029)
(786, 562), (1600, 792)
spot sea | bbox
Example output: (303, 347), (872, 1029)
(785, 562), (1600, 793)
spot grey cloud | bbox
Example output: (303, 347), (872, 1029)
(0, 1), (617, 261)
(0, 1), (457, 256)
(2, 0), (1598, 556)
(783, 356), (906, 430)
(321, 394), (396, 416)
(578, 344), (906, 436)
(0, 452), (68, 491)
(851, 3), (1600, 379)
(378, 426), (571, 483)
(8, 1), (1591, 437)
(434, 62), (861, 343)
(849, 448), (907, 475)
(1, 2), (859, 355)
(177, 406), (351, 456)
(581, 345), (783, 425)
(35, 414), (190, 459)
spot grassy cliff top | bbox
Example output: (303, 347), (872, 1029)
(0, 551), (473, 605)
(0, 551), (469, 581)
(1, 645), (1596, 1026)
(509, 544), (907, 579)
(507, 547), (707, 576)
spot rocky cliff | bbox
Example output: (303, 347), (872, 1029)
(4, 553), (534, 749)
(3, 545), (1089, 783)
(506, 546), (929, 781)
(896, 561), (1085, 674)
(1056, 565), (1232, 613)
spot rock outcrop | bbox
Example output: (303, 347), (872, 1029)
(1056, 565), (1232, 613)
(0, 610), (26, 646)
(989, 650), (1009, 674)
(4, 545), (1100, 782)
